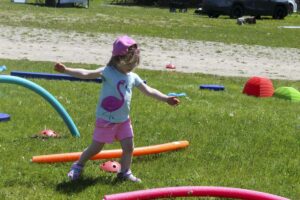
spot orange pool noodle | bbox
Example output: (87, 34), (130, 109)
(31, 140), (189, 163)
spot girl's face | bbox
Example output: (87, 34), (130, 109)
(117, 45), (140, 74)
(128, 44), (138, 52)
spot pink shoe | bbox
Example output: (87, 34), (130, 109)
(68, 162), (83, 181)
(117, 169), (141, 183)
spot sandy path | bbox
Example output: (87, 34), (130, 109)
(1, 25), (300, 80)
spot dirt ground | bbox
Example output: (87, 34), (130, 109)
(1, 25), (300, 80)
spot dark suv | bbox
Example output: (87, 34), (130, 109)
(202, 0), (289, 19)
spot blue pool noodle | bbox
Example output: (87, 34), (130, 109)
(0, 75), (80, 137)
(11, 71), (102, 83)
(199, 84), (225, 91)
(167, 92), (187, 97)
(0, 113), (10, 122)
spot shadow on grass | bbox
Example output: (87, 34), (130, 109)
(133, 150), (187, 163)
(56, 176), (121, 194)
(26, 2), (87, 8)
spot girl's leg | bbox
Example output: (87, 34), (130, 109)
(68, 140), (105, 180)
(118, 137), (141, 182)
(77, 140), (105, 166)
(120, 137), (134, 172)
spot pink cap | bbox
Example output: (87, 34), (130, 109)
(112, 35), (137, 56)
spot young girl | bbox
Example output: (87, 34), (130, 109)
(54, 35), (180, 182)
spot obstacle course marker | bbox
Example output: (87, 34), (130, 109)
(0, 75), (80, 137)
(243, 76), (274, 97)
(167, 92), (187, 97)
(0, 113), (10, 122)
(200, 85), (225, 91)
(273, 87), (300, 102)
(31, 140), (189, 163)
(11, 71), (102, 83)
(103, 186), (289, 200)
(100, 161), (121, 173)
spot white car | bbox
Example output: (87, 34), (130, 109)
(288, 0), (297, 13)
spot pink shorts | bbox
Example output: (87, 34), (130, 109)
(93, 118), (133, 143)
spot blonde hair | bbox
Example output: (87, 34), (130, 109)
(107, 45), (140, 71)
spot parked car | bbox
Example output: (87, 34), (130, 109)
(45, 0), (88, 7)
(288, 0), (298, 13)
(201, 0), (289, 19)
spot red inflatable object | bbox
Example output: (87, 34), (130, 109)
(103, 186), (289, 200)
(243, 76), (274, 97)
(40, 129), (59, 138)
(165, 63), (176, 69)
(100, 161), (121, 173)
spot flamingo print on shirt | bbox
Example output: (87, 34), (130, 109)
(101, 80), (126, 119)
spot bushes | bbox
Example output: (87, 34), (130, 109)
(45, 0), (57, 6)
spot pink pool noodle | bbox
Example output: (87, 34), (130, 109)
(103, 186), (289, 200)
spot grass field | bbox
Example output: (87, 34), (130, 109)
(0, 0), (300, 199)
(1, 60), (300, 199)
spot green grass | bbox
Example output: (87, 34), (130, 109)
(0, 59), (300, 199)
(0, 0), (300, 48)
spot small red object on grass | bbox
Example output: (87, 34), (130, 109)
(243, 76), (274, 97)
(40, 129), (59, 138)
(100, 160), (121, 173)
(165, 63), (176, 69)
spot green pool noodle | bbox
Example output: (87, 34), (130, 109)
(0, 75), (80, 137)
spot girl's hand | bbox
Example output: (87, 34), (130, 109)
(167, 96), (180, 106)
(54, 63), (66, 73)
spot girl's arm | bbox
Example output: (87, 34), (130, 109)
(54, 62), (103, 79)
(137, 83), (180, 106)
